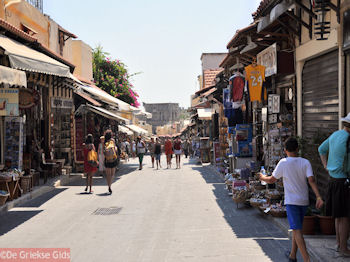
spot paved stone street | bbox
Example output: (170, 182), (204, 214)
(0, 157), (298, 262)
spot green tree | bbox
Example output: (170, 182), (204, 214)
(92, 45), (140, 107)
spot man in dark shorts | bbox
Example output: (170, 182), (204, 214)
(319, 112), (350, 257)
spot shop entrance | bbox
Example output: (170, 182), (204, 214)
(302, 50), (339, 198)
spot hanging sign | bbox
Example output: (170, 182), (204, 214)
(19, 88), (39, 109)
(0, 88), (19, 116)
(257, 43), (277, 77)
(51, 97), (73, 109)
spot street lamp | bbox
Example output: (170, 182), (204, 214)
(314, 0), (331, 40)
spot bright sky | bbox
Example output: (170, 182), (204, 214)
(45, 0), (261, 108)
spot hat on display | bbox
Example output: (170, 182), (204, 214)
(340, 113), (350, 124)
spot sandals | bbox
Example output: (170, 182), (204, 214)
(285, 250), (297, 262)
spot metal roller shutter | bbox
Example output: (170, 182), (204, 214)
(302, 50), (339, 199)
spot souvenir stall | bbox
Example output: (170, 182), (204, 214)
(0, 66), (27, 205)
(256, 43), (295, 170)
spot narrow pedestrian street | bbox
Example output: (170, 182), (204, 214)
(0, 157), (297, 262)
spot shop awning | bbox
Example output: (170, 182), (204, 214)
(197, 108), (213, 120)
(125, 124), (149, 135)
(0, 35), (70, 77)
(74, 91), (101, 107)
(0, 65), (26, 87)
(79, 84), (133, 111)
(118, 125), (133, 135)
(86, 104), (129, 123)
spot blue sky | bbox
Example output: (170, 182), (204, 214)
(45, 1), (261, 108)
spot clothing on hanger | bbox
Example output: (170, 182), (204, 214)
(223, 88), (232, 109)
(229, 72), (245, 102)
(245, 64), (266, 102)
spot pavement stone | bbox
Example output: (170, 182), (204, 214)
(0, 157), (303, 261)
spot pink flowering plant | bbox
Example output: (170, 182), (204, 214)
(93, 45), (140, 107)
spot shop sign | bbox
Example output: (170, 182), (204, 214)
(51, 98), (73, 109)
(0, 88), (19, 116)
(19, 88), (39, 109)
(257, 43), (277, 77)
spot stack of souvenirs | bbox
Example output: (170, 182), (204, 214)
(223, 166), (286, 217)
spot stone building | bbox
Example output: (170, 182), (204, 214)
(143, 103), (181, 134)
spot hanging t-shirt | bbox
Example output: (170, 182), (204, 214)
(245, 64), (266, 102)
(223, 88), (232, 109)
(229, 74), (245, 102)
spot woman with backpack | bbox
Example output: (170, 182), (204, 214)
(83, 134), (98, 193)
(104, 131), (118, 194)
(136, 136), (146, 170)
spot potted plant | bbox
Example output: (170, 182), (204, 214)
(317, 205), (335, 235)
(302, 207), (316, 235)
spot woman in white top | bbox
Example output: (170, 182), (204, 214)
(136, 136), (146, 170)
(131, 140), (136, 158)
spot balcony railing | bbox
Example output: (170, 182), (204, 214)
(25, 0), (43, 13)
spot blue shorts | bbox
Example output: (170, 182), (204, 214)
(286, 205), (308, 230)
(155, 154), (161, 161)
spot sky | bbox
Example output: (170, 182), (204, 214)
(44, 0), (261, 108)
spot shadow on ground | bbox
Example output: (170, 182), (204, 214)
(18, 188), (67, 208)
(0, 210), (43, 236)
(191, 165), (301, 262)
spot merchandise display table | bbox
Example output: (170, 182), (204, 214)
(0, 176), (21, 201)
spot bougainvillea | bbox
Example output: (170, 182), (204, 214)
(93, 45), (140, 107)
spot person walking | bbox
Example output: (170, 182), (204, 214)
(164, 136), (173, 169)
(97, 136), (105, 176)
(173, 137), (182, 169)
(125, 139), (130, 162)
(148, 137), (156, 168)
(104, 131), (118, 194)
(183, 139), (189, 158)
(318, 112), (350, 257)
(83, 134), (98, 193)
(260, 137), (323, 262)
(136, 136), (146, 170)
(154, 138), (162, 170)
(131, 140), (136, 158)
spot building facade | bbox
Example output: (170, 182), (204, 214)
(143, 102), (181, 134)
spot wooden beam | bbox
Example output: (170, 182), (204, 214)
(285, 11), (311, 30)
(257, 32), (290, 38)
(294, 0), (317, 19)
(276, 18), (299, 36)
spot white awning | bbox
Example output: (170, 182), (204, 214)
(126, 124), (149, 135)
(118, 125), (133, 135)
(79, 84), (134, 111)
(86, 104), (129, 123)
(0, 65), (26, 87)
(0, 35), (70, 77)
(197, 108), (213, 120)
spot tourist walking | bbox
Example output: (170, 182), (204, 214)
(83, 134), (98, 193)
(148, 137), (156, 168)
(318, 112), (350, 257)
(104, 131), (118, 194)
(260, 137), (323, 262)
(183, 139), (189, 158)
(154, 138), (162, 170)
(174, 137), (182, 169)
(164, 136), (173, 169)
(125, 139), (130, 162)
(97, 136), (105, 176)
(136, 136), (146, 170)
(131, 140), (136, 158)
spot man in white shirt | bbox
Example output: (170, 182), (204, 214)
(260, 137), (323, 262)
